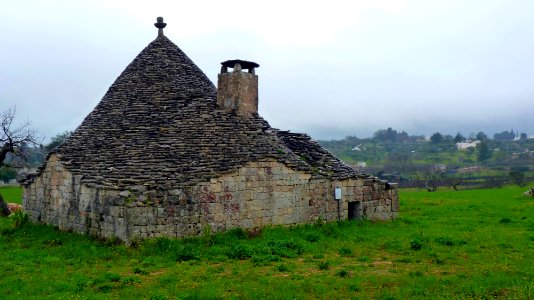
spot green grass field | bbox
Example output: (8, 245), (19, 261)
(0, 186), (22, 204)
(0, 185), (533, 299)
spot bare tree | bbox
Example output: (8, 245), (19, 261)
(386, 152), (413, 175)
(422, 166), (445, 192)
(484, 175), (506, 189)
(509, 170), (526, 188)
(1, 107), (41, 167)
(447, 176), (464, 191)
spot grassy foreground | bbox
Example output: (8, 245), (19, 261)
(0, 186), (533, 299)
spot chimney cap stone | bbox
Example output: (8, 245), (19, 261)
(221, 59), (259, 70)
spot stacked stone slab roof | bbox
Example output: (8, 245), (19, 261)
(23, 28), (365, 190)
(275, 131), (361, 179)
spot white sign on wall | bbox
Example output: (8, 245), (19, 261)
(334, 187), (342, 201)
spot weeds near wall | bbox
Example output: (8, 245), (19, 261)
(10, 210), (28, 229)
(202, 224), (213, 246)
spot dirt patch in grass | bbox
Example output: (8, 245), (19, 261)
(372, 261), (393, 267)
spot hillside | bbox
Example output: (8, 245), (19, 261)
(319, 130), (534, 188)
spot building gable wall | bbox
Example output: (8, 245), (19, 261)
(23, 155), (398, 242)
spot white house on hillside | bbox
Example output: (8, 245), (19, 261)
(456, 140), (480, 150)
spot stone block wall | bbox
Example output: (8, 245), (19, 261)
(23, 154), (127, 238)
(23, 155), (398, 242)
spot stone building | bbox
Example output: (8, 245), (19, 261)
(22, 18), (398, 242)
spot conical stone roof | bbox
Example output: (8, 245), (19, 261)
(24, 27), (364, 190)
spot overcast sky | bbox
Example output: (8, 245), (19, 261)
(2, 0), (534, 142)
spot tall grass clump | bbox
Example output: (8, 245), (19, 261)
(141, 237), (201, 262)
(10, 210), (29, 228)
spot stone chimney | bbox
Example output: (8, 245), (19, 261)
(217, 59), (259, 116)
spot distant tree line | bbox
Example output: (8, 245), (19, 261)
(320, 126), (534, 193)
(372, 127), (424, 143)
(493, 130), (528, 141)
(369, 127), (529, 144)
(368, 127), (530, 165)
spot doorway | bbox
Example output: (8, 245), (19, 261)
(348, 201), (361, 220)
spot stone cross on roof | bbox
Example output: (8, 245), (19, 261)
(154, 16), (167, 37)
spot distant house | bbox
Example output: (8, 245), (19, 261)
(357, 162), (367, 168)
(416, 137), (428, 143)
(456, 140), (480, 150)
(458, 166), (482, 173)
(352, 144), (363, 151)
(0, 179), (18, 186)
(434, 164), (447, 172)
